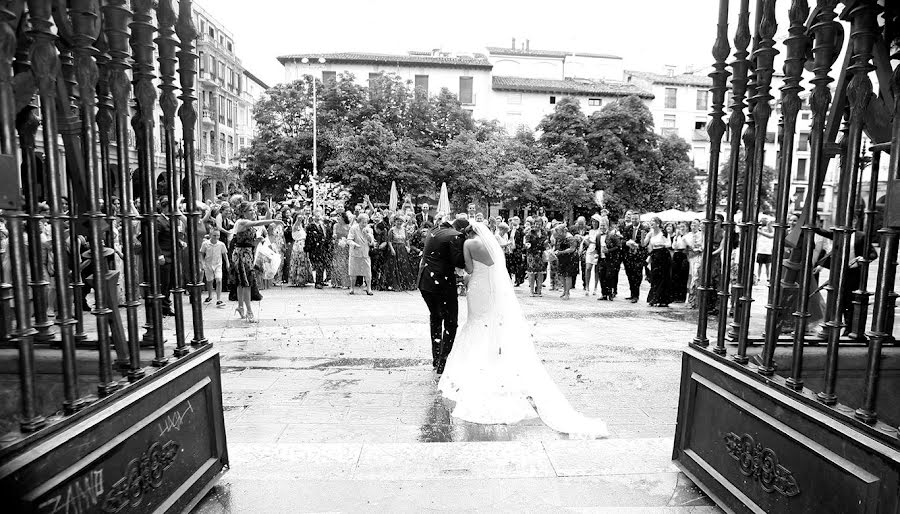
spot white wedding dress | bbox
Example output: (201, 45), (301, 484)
(438, 222), (609, 438)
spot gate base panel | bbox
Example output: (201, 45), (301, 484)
(0, 347), (228, 514)
(673, 347), (900, 514)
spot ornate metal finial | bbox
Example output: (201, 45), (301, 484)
(156, 0), (178, 127)
(694, 0), (730, 347)
(26, 0), (59, 98)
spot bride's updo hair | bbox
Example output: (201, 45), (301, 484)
(463, 224), (478, 238)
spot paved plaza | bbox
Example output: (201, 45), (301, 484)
(189, 272), (727, 513)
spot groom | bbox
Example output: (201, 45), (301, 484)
(418, 216), (467, 374)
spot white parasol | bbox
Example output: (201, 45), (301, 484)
(436, 182), (450, 216)
(389, 181), (398, 212)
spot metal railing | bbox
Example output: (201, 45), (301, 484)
(693, 0), (899, 439)
(0, 0), (207, 437)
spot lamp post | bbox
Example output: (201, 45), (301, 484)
(300, 57), (326, 211)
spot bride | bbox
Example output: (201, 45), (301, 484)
(438, 222), (608, 438)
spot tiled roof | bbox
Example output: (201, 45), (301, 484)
(492, 76), (654, 99)
(486, 47), (623, 60)
(277, 52), (493, 69)
(624, 70), (713, 87)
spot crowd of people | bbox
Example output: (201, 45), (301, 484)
(192, 194), (749, 320)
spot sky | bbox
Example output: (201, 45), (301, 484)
(199, 0), (726, 87)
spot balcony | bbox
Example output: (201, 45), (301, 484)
(692, 129), (709, 142)
(202, 109), (214, 126)
(200, 71), (216, 86)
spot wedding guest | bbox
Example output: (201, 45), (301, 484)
(416, 203), (434, 226)
(230, 201), (283, 323)
(409, 220), (430, 272)
(495, 222), (515, 280)
(552, 224), (578, 300)
(289, 215), (313, 287)
(756, 217), (774, 284)
(621, 211), (648, 303)
(581, 216), (601, 296)
(598, 219), (623, 300)
(509, 216), (526, 286)
(572, 216), (589, 291)
(348, 213), (374, 295)
(525, 217), (549, 297)
(306, 208), (328, 289)
(644, 217), (672, 307)
(281, 206), (294, 284)
(388, 214), (416, 291)
(331, 211), (351, 288)
(670, 221), (690, 303)
(200, 228), (229, 307)
(686, 219), (704, 308)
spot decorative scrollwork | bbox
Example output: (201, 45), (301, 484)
(724, 432), (799, 497)
(101, 439), (180, 512)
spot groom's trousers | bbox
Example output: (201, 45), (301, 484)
(421, 289), (459, 368)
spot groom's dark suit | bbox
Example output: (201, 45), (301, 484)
(419, 221), (465, 372)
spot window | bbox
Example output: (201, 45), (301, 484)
(665, 88), (677, 108)
(219, 132), (225, 160)
(414, 75), (429, 98)
(218, 94), (225, 124)
(459, 76), (473, 104)
(793, 187), (806, 211)
(227, 41), (233, 53)
(798, 132), (809, 151)
(208, 27), (214, 39)
(663, 114), (677, 136)
(588, 98), (602, 107)
(796, 158), (807, 181)
(694, 121), (706, 130)
(227, 99), (233, 127)
(199, 51), (205, 73)
(549, 96), (556, 105)
(507, 93), (522, 104)
(696, 90), (709, 110)
(323, 71), (337, 86)
(218, 61), (225, 84)
(227, 136), (234, 162)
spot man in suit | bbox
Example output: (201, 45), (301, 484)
(620, 210), (647, 303)
(510, 216), (526, 286)
(306, 207), (328, 289)
(418, 217), (467, 374)
(416, 203), (434, 226)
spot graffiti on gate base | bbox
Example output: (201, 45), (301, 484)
(100, 439), (180, 513)
(37, 470), (104, 514)
(157, 400), (194, 438)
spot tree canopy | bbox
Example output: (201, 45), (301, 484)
(242, 76), (701, 218)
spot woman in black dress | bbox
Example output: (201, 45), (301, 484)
(643, 217), (673, 307)
(552, 224), (579, 300)
(670, 221), (690, 303)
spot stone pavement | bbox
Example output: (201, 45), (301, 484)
(191, 274), (724, 513)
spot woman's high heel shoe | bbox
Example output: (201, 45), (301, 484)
(235, 306), (245, 319)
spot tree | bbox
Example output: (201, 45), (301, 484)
(717, 149), (777, 214)
(584, 95), (699, 216)
(437, 130), (502, 209)
(239, 79), (316, 198)
(323, 120), (436, 202)
(535, 156), (594, 219)
(537, 97), (589, 166)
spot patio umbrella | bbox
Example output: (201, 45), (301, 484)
(436, 182), (450, 215)
(389, 181), (398, 212)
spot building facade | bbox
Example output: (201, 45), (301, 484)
(278, 43), (652, 137)
(194, 3), (268, 202)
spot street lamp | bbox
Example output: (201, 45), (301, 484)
(300, 57), (326, 211)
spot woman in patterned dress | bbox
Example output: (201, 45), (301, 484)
(387, 214), (416, 291)
(289, 215), (313, 287)
(525, 217), (549, 297)
(230, 202), (283, 323)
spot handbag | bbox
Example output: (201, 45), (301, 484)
(543, 249), (556, 263)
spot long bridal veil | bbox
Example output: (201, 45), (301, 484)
(464, 222), (608, 438)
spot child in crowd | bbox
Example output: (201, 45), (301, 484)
(200, 229), (229, 307)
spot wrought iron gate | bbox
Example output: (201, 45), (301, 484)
(675, 0), (900, 512)
(0, 1), (227, 512)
